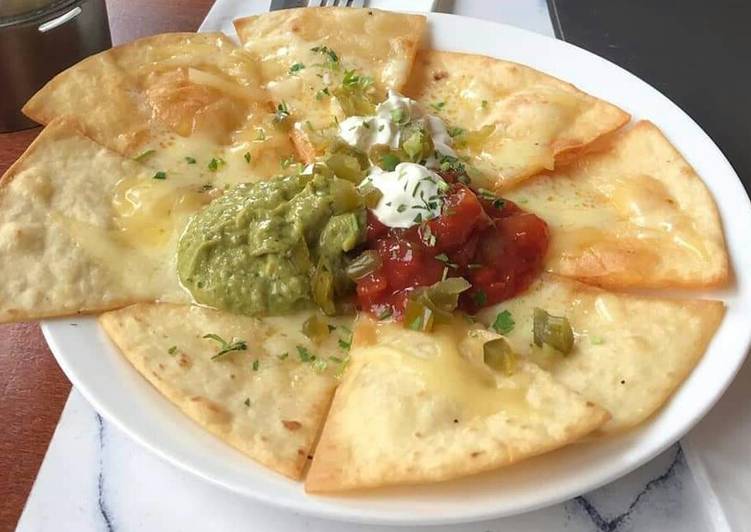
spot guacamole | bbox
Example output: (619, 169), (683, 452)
(177, 172), (366, 316)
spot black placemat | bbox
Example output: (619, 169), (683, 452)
(549, 0), (751, 196)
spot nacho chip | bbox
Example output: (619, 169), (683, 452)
(305, 317), (607, 491)
(0, 119), (190, 323)
(505, 121), (729, 288)
(478, 274), (725, 432)
(234, 8), (426, 156)
(23, 32), (295, 183)
(100, 304), (352, 479)
(404, 50), (629, 190)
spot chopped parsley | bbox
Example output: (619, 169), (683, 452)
(152, 171), (166, 180)
(133, 149), (156, 162)
(396, 204), (407, 213)
(203, 333), (247, 360)
(342, 69), (373, 90)
(243, 152), (251, 164)
(472, 290), (487, 307)
(274, 101), (290, 124)
(185, 156), (197, 164)
(477, 188), (505, 209)
(252, 359), (260, 371)
(491, 310), (515, 335)
(438, 154), (466, 174)
(207, 158), (225, 172)
(315, 87), (330, 100)
(312, 358), (328, 373)
(310, 45), (339, 64)
(430, 101), (446, 112)
(288, 62), (305, 75)
(338, 337), (351, 351)
(167, 345), (178, 355)
(296, 345), (314, 362)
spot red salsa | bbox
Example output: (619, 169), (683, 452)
(355, 173), (549, 319)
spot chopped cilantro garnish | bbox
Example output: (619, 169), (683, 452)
(134, 149), (155, 162)
(472, 290), (487, 307)
(396, 204), (407, 213)
(491, 310), (515, 335)
(185, 156), (197, 164)
(296, 345), (314, 362)
(207, 158), (225, 172)
(288, 62), (305, 75)
(312, 358), (328, 373)
(203, 333), (247, 360)
(243, 152), (251, 164)
(310, 45), (339, 64)
(274, 101), (290, 124)
(152, 171), (166, 180)
(413, 213), (423, 223)
(338, 338), (351, 351)
(252, 359), (259, 371)
(477, 188), (505, 209)
(342, 69), (373, 90)
(168, 345), (177, 355)
(438, 154), (465, 174)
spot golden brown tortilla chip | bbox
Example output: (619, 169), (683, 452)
(234, 7), (426, 158)
(404, 50), (629, 190)
(100, 304), (353, 479)
(23, 32), (295, 183)
(0, 119), (189, 323)
(478, 274), (725, 432)
(505, 121), (729, 289)
(306, 317), (607, 491)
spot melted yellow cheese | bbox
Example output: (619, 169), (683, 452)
(355, 319), (530, 420)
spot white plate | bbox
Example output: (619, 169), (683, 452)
(42, 12), (751, 526)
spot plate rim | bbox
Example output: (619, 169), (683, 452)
(41, 11), (751, 526)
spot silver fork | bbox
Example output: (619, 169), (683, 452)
(307, 0), (366, 7)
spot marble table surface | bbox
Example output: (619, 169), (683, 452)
(17, 391), (715, 532)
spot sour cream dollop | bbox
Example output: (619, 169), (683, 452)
(338, 90), (456, 164)
(361, 163), (449, 229)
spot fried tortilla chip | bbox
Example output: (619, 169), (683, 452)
(100, 304), (353, 479)
(478, 274), (725, 432)
(404, 50), (629, 190)
(505, 121), (729, 288)
(23, 32), (295, 183)
(234, 8), (426, 158)
(0, 119), (190, 323)
(305, 317), (607, 491)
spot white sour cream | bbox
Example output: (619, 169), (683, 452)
(338, 90), (456, 163)
(362, 163), (449, 229)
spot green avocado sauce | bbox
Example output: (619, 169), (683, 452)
(177, 172), (366, 316)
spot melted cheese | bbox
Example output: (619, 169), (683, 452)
(355, 319), (530, 420)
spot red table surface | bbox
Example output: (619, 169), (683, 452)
(0, 1), (213, 528)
